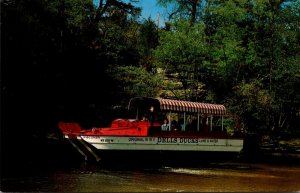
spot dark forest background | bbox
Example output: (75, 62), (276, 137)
(1, 0), (300, 172)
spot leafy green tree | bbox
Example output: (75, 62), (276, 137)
(112, 66), (163, 97)
(202, 0), (247, 101)
(155, 0), (300, 135)
(230, 0), (300, 134)
(154, 20), (208, 101)
(1, 0), (144, 129)
(108, 18), (162, 100)
(138, 18), (160, 70)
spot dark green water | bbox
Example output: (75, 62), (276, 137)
(2, 161), (300, 192)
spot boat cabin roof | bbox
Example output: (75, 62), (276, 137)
(128, 97), (227, 115)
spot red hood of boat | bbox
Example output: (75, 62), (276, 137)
(58, 119), (160, 136)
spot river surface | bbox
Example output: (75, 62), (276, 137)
(2, 160), (300, 192)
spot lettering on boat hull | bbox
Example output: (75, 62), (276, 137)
(79, 136), (243, 152)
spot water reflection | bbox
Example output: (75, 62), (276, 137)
(2, 162), (300, 192)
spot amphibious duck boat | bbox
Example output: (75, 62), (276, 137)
(58, 97), (244, 162)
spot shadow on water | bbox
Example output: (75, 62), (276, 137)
(1, 137), (298, 173)
(94, 149), (246, 170)
(2, 137), (300, 192)
(2, 155), (300, 192)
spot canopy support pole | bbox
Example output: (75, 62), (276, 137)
(168, 112), (171, 131)
(197, 112), (200, 132)
(183, 112), (186, 131)
(136, 108), (139, 119)
(210, 115), (213, 132)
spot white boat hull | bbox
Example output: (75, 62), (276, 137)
(76, 135), (243, 152)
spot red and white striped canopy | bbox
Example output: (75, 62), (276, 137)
(156, 98), (226, 115)
(128, 97), (227, 115)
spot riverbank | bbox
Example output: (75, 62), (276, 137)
(238, 137), (300, 165)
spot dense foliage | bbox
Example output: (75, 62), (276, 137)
(2, 0), (300, 139)
(154, 0), (300, 136)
